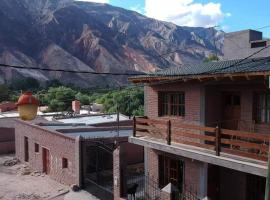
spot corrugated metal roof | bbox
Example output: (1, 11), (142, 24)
(132, 57), (270, 79)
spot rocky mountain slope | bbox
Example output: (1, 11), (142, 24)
(0, 0), (224, 88)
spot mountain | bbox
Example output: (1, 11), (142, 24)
(0, 0), (224, 88)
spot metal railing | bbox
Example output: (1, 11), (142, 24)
(126, 175), (161, 200)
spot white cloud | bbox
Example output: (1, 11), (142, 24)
(75, 0), (109, 3)
(145, 0), (230, 27)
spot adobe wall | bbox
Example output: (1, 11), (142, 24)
(15, 120), (77, 185)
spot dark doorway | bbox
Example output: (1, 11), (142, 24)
(222, 92), (241, 130)
(158, 155), (184, 192)
(207, 164), (220, 200)
(82, 141), (114, 199)
(24, 137), (29, 162)
(42, 148), (50, 174)
(246, 174), (265, 200)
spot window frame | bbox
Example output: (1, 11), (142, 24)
(254, 93), (270, 124)
(159, 92), (185, 117)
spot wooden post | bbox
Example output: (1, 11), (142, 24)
(133, 117), (136, 137)
(167, 120), (171, 145)
(265, 143), (270, 200)
(215, 125), (221, 156)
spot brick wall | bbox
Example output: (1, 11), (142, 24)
(113, 145), (126, 200)
(0, 127), (15, 154)
(72, 100), (80, 114)
(0, 102), (17, 112)
(145, 148), (202, 194)
(15, 120), (77, 185)
(205, 82), (270, 134)
(145, 83), (202, 124)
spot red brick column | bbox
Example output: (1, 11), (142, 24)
(75, 136), (82, 187)
(146, 148), (159, 182)
(113, 144), (126, 200)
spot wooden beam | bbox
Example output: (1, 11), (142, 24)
(265, 144), (270, 200)
(129, 71), (270, 84)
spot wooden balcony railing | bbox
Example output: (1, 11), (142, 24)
(133, 117), (270, 161)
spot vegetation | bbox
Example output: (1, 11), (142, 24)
(94, 87), (144, 116)
(203, 54), (219, 63)
(1, 79), (144, 116)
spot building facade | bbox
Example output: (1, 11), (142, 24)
(129, 55), (270, 199)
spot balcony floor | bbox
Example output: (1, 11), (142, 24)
(129, 136), (268, 177)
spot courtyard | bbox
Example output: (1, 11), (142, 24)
(0, 154), (100, 200)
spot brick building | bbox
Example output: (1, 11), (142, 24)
(224, 30), (270, 60)
(127, 47), (270, 199)
(0, 102), (17, 113)
(15, 118), (144, 197)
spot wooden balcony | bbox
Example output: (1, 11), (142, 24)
(133, 117), (270, 162)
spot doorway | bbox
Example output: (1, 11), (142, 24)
(24, 137), (29, 162)
(222, 92), (241, 130)
(158, 155), (184, 192)
(42, 148), (50, 174)
(207, 164), (220, 200)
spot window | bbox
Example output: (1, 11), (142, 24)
(159, 92), (185, 116)
(251, 41), (267, 48)
(224, 94), (240, 106)
(62, 158), (68, 169)
(34, 143), (39, 153)
(255, 94), (270, 123)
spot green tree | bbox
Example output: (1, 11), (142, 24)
(75, 92), (89, 105)
(45, 86), (76, 112)
(203, 54), (219, 63)
(94, 87), (144, 116)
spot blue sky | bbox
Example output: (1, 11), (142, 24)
(80, 0), (270, 37)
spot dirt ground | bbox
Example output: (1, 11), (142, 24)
(0, 154), (99, 200)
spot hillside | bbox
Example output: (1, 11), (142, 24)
(0, 0), (224, 88)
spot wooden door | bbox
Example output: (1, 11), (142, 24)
(42, 148), (50, 174)
(222, 93), (241, 130)
(24, 137), (29, 162)
(159, 155), (184, 192)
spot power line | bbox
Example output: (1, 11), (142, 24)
(0, 63), (145, 76)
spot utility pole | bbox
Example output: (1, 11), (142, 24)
(117, 104), (120, 137)
(265, 144), (270, 200)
